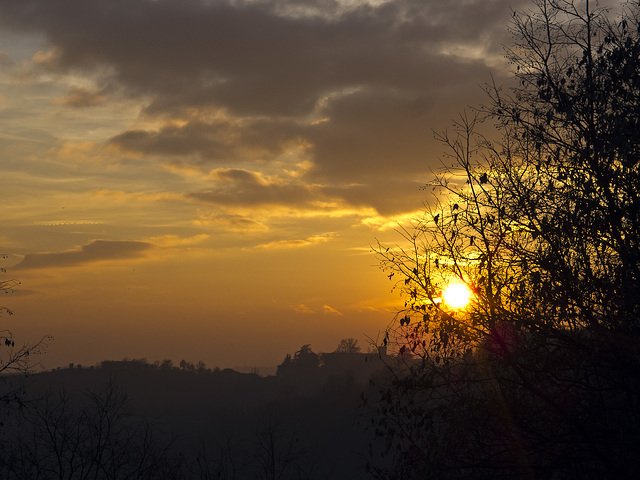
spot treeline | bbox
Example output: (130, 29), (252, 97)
(0, 378), (376, 480)
(54, 337), (373, 378)
(87, 358), (241, 375)
(0, 340), (391, 480)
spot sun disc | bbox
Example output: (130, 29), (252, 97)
(443, 282), (472, 309)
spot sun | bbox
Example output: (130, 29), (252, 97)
(442, 282), (472, 309)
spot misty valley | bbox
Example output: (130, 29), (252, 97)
(0, 346), (394, 479)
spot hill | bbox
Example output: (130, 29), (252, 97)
(0, 353), (393, 479)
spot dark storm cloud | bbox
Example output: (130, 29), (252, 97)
(14, 240), (153, 270)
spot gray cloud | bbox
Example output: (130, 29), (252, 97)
(325, 178), (428, 216)
(14, 240), (153, 270)
(196, 213), (268, 232)
(0, 0), (530, 213)
(0, 0), (524, 116)
(188, 167), (427, 216)
(305, 87), (437, 180)
(110, 117), (303, 163)
(56, 86), (106, 108)
(188, 168), (320, 208)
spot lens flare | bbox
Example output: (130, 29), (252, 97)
(442, 282), (472, 309)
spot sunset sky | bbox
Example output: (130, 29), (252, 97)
(0, 0), (528, 370)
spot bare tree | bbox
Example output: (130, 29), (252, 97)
(334, 338), (361, 354)
(0, 381), (183, 480)
(0, 255), (50, 412)
(250, 413), (319, 480)
(192, 434), (239, 480)
(371, 1), (640, 478)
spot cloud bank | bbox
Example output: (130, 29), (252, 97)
(14, 240), (153, 270)
(0, 0), (527, 217)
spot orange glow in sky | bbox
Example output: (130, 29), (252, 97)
(0, 0), (515, 370)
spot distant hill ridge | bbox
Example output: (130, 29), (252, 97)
(2, 350), (391, 479)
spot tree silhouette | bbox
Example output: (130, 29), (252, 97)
(250, 413), (313, 480)
(276, 353), (294, 377)
(334, 338), (361, 354)
(372, 1), (640, 478)
(0, 381), (181, 480)
(0, 255), (49, 412)
(276, 345), (320, 377)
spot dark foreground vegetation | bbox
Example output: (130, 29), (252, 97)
(372, 0), (640, 478)
(0, 346), (392, 480)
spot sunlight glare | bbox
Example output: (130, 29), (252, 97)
(442, 282), (472, 309)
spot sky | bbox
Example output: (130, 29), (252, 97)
(0, 0), (528, 371)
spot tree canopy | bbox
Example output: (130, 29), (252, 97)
(334, 338), (361, 354)
(372, 1), (640, 478)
